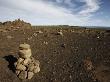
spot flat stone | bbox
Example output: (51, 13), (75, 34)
(16, 64), (26, 71)
(33, 66), (40, 73)
(17, 58), (24, 64)
(28, 63), (35, 71)
(27, 72), (34, 79)
(57, 31), (63, 36)
(22, 58), (31, 66)
(18, 71), (27, 79)
(35, 60), (40, 65)
(16, 70), (20, 75)
(6, 35), (13, 39)
(19, 43), (30, 49)
(36, 30), (43, 33)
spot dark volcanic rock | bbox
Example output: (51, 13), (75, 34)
(0, 26), (110, 82)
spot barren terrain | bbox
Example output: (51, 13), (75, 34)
(0, 27), (110, 82)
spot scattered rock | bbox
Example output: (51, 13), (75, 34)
(0, 29), (7, 32)
(36, 30), (43, 33)
(44, 41), (48, 45)
(6, 35), (13, 39)
(27, 37), (33, 40)
(71, 30), (75, 32)
(97, 36), (100, 39)
(61, 43), (66, 48)
(83, 57), (94, 71)
(33, 33), (37, 36)
(57, 30), (63, 36)
(83, 57), (110, 82)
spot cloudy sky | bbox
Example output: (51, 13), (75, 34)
(0, 0), (110, 26)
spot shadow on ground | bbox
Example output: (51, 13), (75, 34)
(3, 55), (17, 73)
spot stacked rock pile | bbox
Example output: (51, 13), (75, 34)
(14, 43), (40, 79)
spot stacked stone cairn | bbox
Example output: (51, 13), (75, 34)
(14, 43), (40, 79)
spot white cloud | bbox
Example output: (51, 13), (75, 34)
(0, 0), (68, 18)
(0, 0), (108, 26)
(78, 0), (101, 15)
(0, 0), (88, 25)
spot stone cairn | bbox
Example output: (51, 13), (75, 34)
(14, 43), (40, 79)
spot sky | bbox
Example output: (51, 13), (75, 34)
(0, 0), (110, 26)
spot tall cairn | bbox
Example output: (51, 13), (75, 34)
(14, 43), (40, 79)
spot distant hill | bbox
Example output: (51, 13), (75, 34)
(81, 26), (110, 30)
(0, 19), (110, 30)
(0, 19), (31, 29)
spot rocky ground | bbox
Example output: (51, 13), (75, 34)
(0, 27), (110, 82)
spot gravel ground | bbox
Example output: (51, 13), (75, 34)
(0, 27), (110, 82)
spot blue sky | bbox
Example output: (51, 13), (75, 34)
(0, 0), (110, 26)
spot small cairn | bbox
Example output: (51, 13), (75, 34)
(14, 43), (40, 79)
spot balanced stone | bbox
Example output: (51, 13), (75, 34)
(19, 43), (30, 49)
(19, 48), (32, 59)
(14, 43), (40, 80)
(18, 71), (27, 79)
(27, 72), (34, 79)
(28, 63), (35, 71)
(16, 64), (26, 71)
(16, 70), (20, 75)
(33, 67), (40, 73)
(17, 58), (24, 63)
(22, 58), (31, 66)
